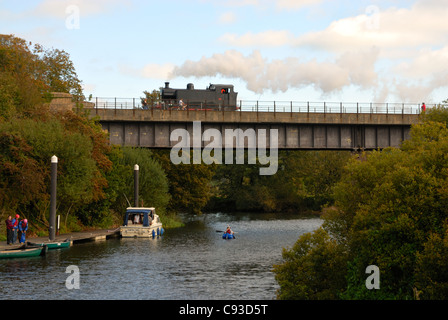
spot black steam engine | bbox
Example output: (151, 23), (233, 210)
(160, 82), (238, 111)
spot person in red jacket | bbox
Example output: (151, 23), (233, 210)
(5, 216), (13, 245)
(421, 102), (426, 112)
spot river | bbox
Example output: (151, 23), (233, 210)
(0, 212), (322, 300)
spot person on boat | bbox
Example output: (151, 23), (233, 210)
(11, 214), (20, 244)
(225, 226), (234, 235)
(18, 219), (28, 244)
(5, 216), (13, 245)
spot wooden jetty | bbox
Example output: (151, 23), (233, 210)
(0, 228), (120, 251)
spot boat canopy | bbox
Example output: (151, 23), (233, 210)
(123, 207), (155, 227)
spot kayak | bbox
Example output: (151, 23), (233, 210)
(222, 233), (235, 239)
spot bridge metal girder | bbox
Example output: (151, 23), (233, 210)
(92, 108), (418, 150)
(100, 121), (411, 150)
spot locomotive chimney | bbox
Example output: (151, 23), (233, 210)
(187, 83), (194, 90)
(165, 82), (170, 89)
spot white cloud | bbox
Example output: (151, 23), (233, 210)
(218, 1), (448, 54)
(219, 11), (237, 24)
(295, 1), (448, 53)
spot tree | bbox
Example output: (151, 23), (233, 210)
(274, 116), (448, 299)
(0, 35), (48, 119)
(0, 34), (84, 120)
(0, 35), (115, 234)
(141, 89), (160, 107)
(0, 132), (46, 212)
(0, 117), (111, 229)
(208, 150), (351, 213)
(37, 46), (84, 100)
(152, 150), (216, 215)
(273, 228), (348, 299)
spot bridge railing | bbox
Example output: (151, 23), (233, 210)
(75, 97), (445, 114)
(240, 101), (428, 114)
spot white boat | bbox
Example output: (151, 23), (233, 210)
(120, 207), (164, 238)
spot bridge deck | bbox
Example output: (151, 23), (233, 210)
(90, 109), (420, 150)
(91, 108), (420, 125)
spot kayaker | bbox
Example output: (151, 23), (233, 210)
(225, 226), (234, 235)
(11, 214), (20, 244)
(5, 216), (13, 245)
(18, 219), (28, 244)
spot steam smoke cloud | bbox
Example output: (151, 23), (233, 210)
(170, 49), (379, 95)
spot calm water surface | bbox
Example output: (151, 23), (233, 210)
(0, 212), (322, 300)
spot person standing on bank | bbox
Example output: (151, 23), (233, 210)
(5, 216), (13, 245)
(11, 214), (20, 244)
(18, 219), (28, 244)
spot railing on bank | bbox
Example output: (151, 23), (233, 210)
(52, 96), (447, 114)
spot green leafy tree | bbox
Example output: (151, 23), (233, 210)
(141, 89), (160, 107)
(274, 111), (448, 299)
(273, 228), (348, 299)
(209, 150), (350, 213)
(152, 150), (216, 215)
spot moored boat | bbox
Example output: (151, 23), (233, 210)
(27, 239), (71, 250)
(120, 207), (164, 238)
(0, 245), (47, 259)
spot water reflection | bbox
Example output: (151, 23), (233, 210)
(0, 212), (322, 300)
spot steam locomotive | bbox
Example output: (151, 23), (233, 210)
(160, 82), (238, 111)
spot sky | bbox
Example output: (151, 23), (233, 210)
(1, 0), (447, 104)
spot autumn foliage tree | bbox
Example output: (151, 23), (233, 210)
(0, 35), (112, 234)
(0, 35), (178, 236)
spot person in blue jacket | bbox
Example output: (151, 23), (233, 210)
(11, 214), (20, 244)
(18, 219), (28, 244)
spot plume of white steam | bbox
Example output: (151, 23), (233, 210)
(170, 48), (380, 95)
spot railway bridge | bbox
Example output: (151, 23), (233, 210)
(87, 103), (421, 150)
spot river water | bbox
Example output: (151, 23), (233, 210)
(0, 212), (322, 300)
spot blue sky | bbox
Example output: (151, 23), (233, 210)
(1, 0), (447, 104)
